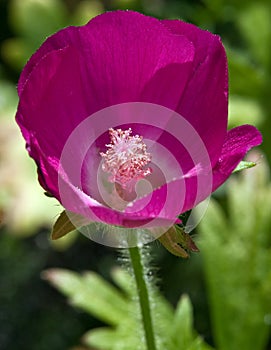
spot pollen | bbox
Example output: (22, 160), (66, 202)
(100, 128), (152, 189)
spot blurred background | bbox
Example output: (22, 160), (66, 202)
(0, 0), (270, 349)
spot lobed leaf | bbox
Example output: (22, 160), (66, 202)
(43, 268), (129, 325)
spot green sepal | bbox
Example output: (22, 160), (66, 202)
(51, 210), (90, 240)
(158, 225), (199, 258)
(44, 191), (54, 197)
(233, 160), (256, 173)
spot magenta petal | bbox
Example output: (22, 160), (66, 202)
(212, 125), (262, 191)
(140, 62), (193, 111)
(18, 11), (195, 113)
(162, 19), (228, 166)
(17, 26), (79, 96)
(76, 11), (194, 112)
(16, 46), (89, 161)
(28, 137), (60, 198)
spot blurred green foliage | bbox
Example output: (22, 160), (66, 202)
(199, 153), (271, 350)
(0, 0), (270, 349)
(2, 0), (104, 71)
(44, 266), (212, 350)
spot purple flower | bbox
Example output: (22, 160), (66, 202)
(16, 11), (262, 231)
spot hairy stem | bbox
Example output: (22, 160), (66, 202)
(128, 246), (157, 350)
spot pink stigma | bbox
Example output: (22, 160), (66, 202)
(100, 128), (152, 189)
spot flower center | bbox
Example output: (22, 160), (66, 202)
(100, 128), (152, 190)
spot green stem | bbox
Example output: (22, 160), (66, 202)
(128, 246), (157, 350)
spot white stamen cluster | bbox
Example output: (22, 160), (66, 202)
(100, 128), (152, 189)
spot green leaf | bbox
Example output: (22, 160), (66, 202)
(44, 268), (141, 350)
(84, 326), (139, 350)
(43, 269), (129, 325)
(172, 295), (194, 348)
(111, 267), (134, 296)
(83, 328), (117, 350)
(44, 264), (214, 350)
(233, 160), (256, 173)
(168, 295), (214, 350)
